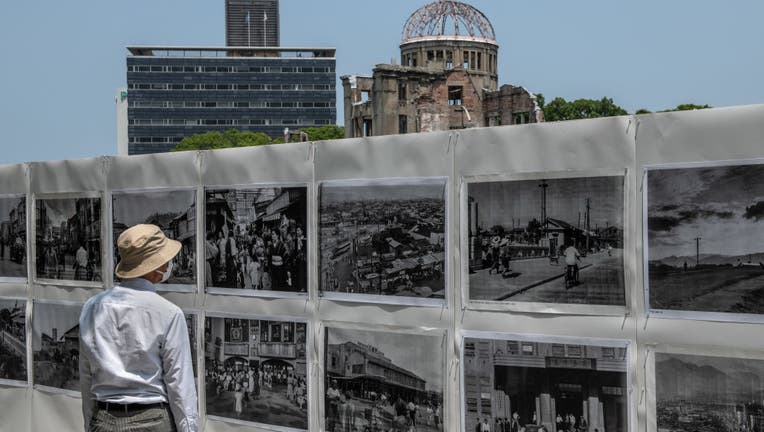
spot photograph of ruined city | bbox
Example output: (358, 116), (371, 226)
(0, 196), (26, 278)
(324, 327), (444, 432)
(205, 316), (308, 430)
(463, 336), (628, 432)
(112, 189), (196, 285)
(467, 176), (625, 305)
(655, 352), (764, 432)
(319, 179), (447, 300)
(35, 197), (102, 282)
(647, 163), (764, 314)
(32, 302), (82, 392)
(0, 299), (26, 383)
(205, 187), (307, 293)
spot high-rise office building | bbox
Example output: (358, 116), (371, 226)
(125, 46), (336, 155)
(226, 0), (279, 47)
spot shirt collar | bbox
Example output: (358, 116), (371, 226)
(120, 278), (158, 292)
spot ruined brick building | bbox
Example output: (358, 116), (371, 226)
(341, 0), (543, 138)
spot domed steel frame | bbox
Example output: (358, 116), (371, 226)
(401, 0), (496, 43)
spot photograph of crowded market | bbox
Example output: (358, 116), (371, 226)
(319, 179), (447, 300)
(0, 298), (26, 383)
(0, 196), (26, 278)
(205, 187), (307, 293)
(656, 352), (764, 432)
(205, 316), (308, 430)
(35, 197), (102, 282)
(463, 336), (628, 432)
(112, 189), (196, 285)
(467, 176), (625, 306)
(324, 327), (444, 432)
(32, 301), (82, 392)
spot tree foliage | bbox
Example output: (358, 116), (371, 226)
(172, 125), (345, 152)
(172, 129), (272, 152)
(540, 96), (628, 122)
(302, 125), (345, 141)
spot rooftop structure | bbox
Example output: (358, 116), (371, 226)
(225, 0), (279, 47)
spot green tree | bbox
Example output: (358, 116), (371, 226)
(542, 97), (628, 122)
(302, 125), (345, 141)
(660, 103), (712, 112)
(172, 125), (345, 152)
(172, 129), (272, 152)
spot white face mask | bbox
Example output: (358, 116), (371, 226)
(158, 261), (173, 283)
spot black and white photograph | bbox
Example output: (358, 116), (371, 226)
(646, 163), (764, 315)
(0, 196), (26, 279)
(463, 335), (628, 432)
(186, 313), (198, 378)
(204, 316), (308, 430)
(35, 197), (102, 282)
(32, 301), (82, 392)
(324, 327), (445, 432)
(467, 176), (625, 306)
(0, 299), (27, 383)
(205, 187), (307, 293)
(319, 179), (447, 301)
(113, 189), (196, 286)
(655, 352), (764, 432)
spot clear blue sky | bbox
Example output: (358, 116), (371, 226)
(1, 0), (762, 164)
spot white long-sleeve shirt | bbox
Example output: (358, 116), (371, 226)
(79, 278), (198, 431)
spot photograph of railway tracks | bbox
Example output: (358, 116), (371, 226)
(646, 162), (764, 315)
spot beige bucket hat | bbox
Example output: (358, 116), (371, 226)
(115, 224), (181, 279)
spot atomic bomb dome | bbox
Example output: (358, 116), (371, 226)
(401, 0), (496, 44)
(399, 1), (499, 92)
(340, 0), (543, 139)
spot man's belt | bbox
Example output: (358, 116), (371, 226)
(96, 401), (166, 414)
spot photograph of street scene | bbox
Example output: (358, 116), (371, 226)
(464, 336), (628, 432)
(467, 176), (625, 305)
(205, 187), (307, 293)
(319, 179), (447, 300)
(205, 317), (308, 430)
(647, 163), (764, 314)
(113, 189), (196, 285)
(32, 302), (82, 391)
(656, 352), (764, 432)
(0, 299), (26, 383)
(35, 197), (102, 282)
(324, 327), (444, 432)
(0, 196), (26, 278)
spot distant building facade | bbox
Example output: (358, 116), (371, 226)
(125, 46), (336, 154)
(342, 0), (542, 138)
(225, 0), (279, 47)
(464, 339), (627, 432)
(326, 341), (427, 402)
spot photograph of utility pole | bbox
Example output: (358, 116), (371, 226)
(467, 176), (625, 306)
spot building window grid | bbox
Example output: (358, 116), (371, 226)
(127, 65), (335, 74)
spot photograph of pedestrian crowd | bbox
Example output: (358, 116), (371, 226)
(205, 316), (308, 429)
(0, 299), (26, 383)
(319, 179), (447, 300)
(467, 176), (625, 306)
(646, 163), (764, 315)
(656, 352), (764, 432)
(463, 335), (628, 432)
(324, 327), (444, 432)
(113, 189), (196, 285)
(35, 197), (102, 282)
(32, 301), (82, 392)
(205, 187), (307, 293)
(0, 196), (26, 278)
